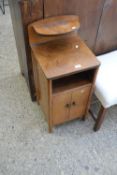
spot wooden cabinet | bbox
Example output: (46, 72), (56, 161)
(19, 0), (43, 25)
(28, 19), (100, 132)
(53, 85), (91, 125)
(95, 0), (117, 54)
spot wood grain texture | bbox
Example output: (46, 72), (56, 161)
(32, 51), (53, 132)
(31, 52), (40, 102)
(52, 85), (92, 125)
(32, 15), (80, 35)
(31, 36), (100, 79)
(19, 0), (43, 100)
(52, 75), (92, 94)
(29, 25), (99, 131)
(52, 85), (91, 125)
(52, 92), (71, 125)
(37, 64), (50, 119)
(19, 0), (43, 25)
(70, 85), (91, 120)
(95, 0), (117, 54)
(44, 0), (105, 51)
(85, 68), (99, 120)
(28, 24), (78, 46)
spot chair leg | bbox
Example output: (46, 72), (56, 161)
(94, 105), (107, 131)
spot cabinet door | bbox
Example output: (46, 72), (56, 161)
(44, 0), (105, 51)
(95, 0), (117, 54)
(70, 85), (91, 120)
(52, 93), (71, 125)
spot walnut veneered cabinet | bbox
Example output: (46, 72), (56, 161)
(31, 38), (99, 132)
(28, 19), (100, 132)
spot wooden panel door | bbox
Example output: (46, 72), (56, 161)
(95, 0), (117, 54)
(19, 0), (43, 25)
(44, 0), (105, 51)
(18, 0), (43, 100)
(52, 93), (71, 125)
(70, 86), (91, 120)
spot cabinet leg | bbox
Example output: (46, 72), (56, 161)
(82, 115), (86, 121)
(48, 124), (53, 133)
(48, 119), (53, 133)
(82, 111), (89, 121)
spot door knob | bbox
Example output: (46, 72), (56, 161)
(72, 101), (76, 106)
(65, 104), (70, 108)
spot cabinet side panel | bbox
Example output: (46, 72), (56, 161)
(44, 0), (105, 52)
(95, 0), (117, 55)
(38, 67), (49, 120)
(18, 0), (44, 100)
(31, 53), (40, 102)
(70, 85), (91, 120)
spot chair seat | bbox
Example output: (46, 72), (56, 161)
(95, 51), (117, 108)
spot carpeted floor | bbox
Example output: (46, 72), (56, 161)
(0, 7), (117, 175)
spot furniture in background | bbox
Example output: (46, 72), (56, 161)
(8, 0), (30, 96)
(95, 0), (117, 55)
(90, 51), (117, 131)
(0, 0), (5, 14)
(28, 16), (100, 132)
(8, 0), (117, 101)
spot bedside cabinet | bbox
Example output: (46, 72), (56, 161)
(28, 16), (100, 132)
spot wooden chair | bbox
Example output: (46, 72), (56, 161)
(91, 51), (117, 131)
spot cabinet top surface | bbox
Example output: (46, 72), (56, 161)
(31, 15), (80, 36)
(31, 36), (100, 79)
